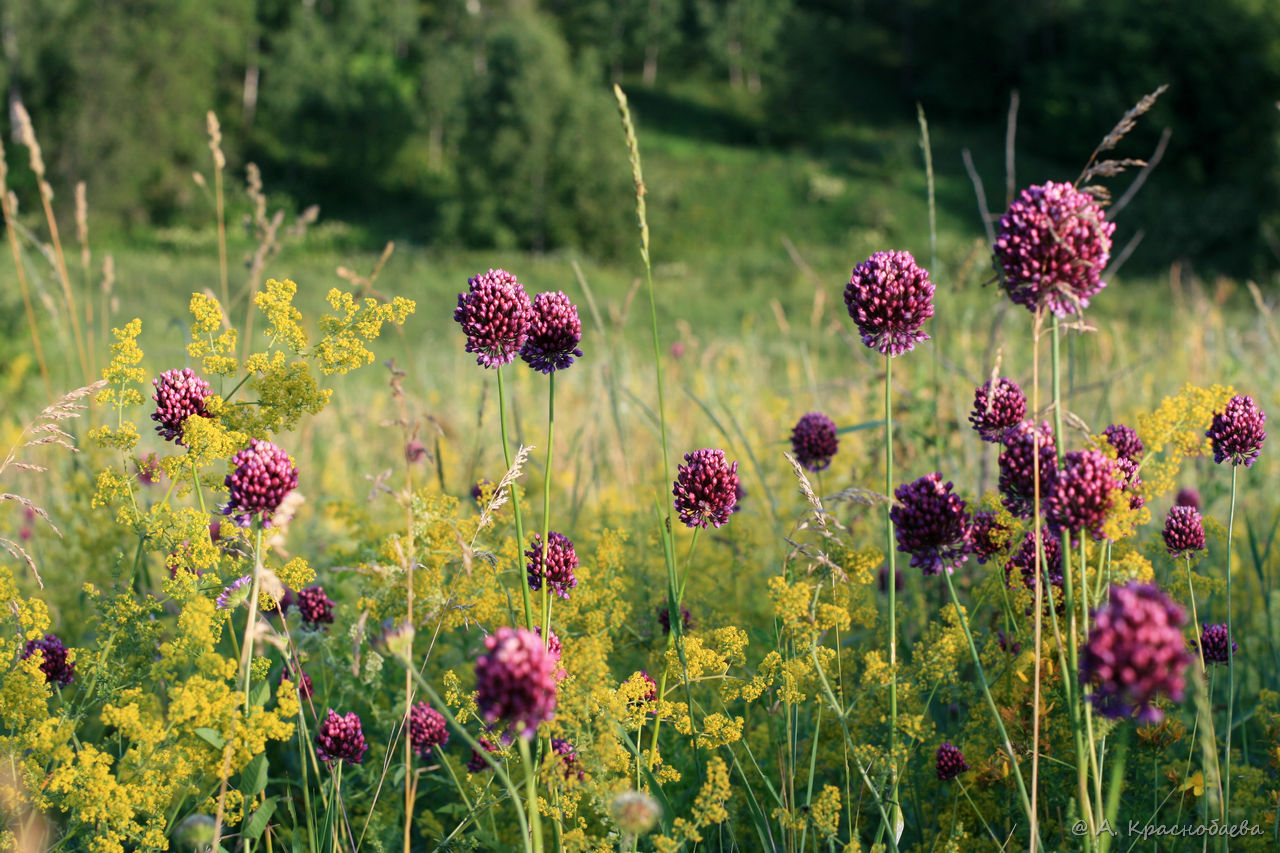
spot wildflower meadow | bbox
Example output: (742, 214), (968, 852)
(3, 30), (1280, 853)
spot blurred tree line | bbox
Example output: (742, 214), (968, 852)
(2, 0), (1278, 273)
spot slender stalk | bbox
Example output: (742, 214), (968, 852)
(1030, 311), (1044, 848)
(1223, 464), (1238, 840)
(539, 373), (556, 642)
(518, 736), (545, 853)
(0, 149), (53, 398)
(496, 366), (535, 630)
(883, 355), (900, 841)
(240, 524), (265, 714)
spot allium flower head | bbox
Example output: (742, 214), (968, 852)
(223, 439), (298, 528)
(551, 737), (585, 780)
(1174, 487), (1201, 510)
(151, 368), (214, 444)
(1206, 394), (1267, 467)
(1081, 582), (1192, 723)
(971, 510), (1011, 564)
(1195, 623), (1237, 665)
(470, 478), (494, 506)
(467, 737), (500, 773)
(1047, 449), (1121, 540)
(22, 634), (75, 687)
(408, 702), (450, 758)
(790, 412), (839, 471)
(297, 585), (335, 628)
(998, 421), (1057, 519)
(521, 290), (583, 373)
(969, 379), (1027, 443)
(935, 741), (969, 781)
(1103, 424), (1144, 461)
(844, 250), (934, 356)
(281, 664), (313, 699)
(315, 709), (368, 765)
(1162, 506), (1206, 557)
(525, 532), (579, 599)
(890, 473), (973, 576)
(658, 604), (695, 635)
(454, 268), (535, 368)
(994, 181), (1115, 316)
(474, 627), (558, 736)
(673, 448), (739, 529)
(631, 671), (659, 705)
(1006, 528), (1063, 602)
(877, 564), (904, 593)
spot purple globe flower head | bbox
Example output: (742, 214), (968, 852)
(297, 585), (335, 628)
(877, 564), (905, 593)
(408, 701), (450, 758)
(998, 421), (1057, 519)
(1194, 623), (1237, 665)
(281, 663), (313, 700)
(673, 449), (739, 529)
(22, 634), (75, 688)
(969, 379), (1027, 443)
(535, 626), (563, 662)
(890, 473), (973, 576)
(521, 291), (583, 374)
(935, 741), (969, 781)
(1206, 394), (1267, 468)
(1006, 528), (1064, 610)
(454, 268), (535, 368)
(525, 532), (579, 599)
(971, 510), (1011, 564)
(315, 709), (368, 765)
(551, 737), (585, 781)
(1112, 455), (1145, 511)
(136, 453), (164, 486)
(844, 250), (935, 357)
(658, 604), (695, 635)
(1081, 582), (1192, 723)
(790, 412), (840, 472)
(474, 627), (558, 737)
(1162, 506), (1206, 557)
(223, 439), (298, 528)
(996, 630), (1022, 655)
(404, 439), (429, 464)
(1046, 449), (1121, 541)
(994, 181), (1116, 317)
(470, 478), (494, 506)
(468, 737), (500, 773)
(631, 670), (659, 706)
(1174, 487), (1201, 510)
(1103, 424), (1144, 462)
(151, 368), (214, 445)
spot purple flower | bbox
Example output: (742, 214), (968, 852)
(1162, 506), (1206, 557)
(877, 564), (904, 593)
(1006, 528), (1064, 603)
(1174, 487), (1201, 510)
(1103, 424), (1144, 462)
(1046, 449), (1120, 541)
(1206, 394), (1267, 468)
(223, 439), (298, 528)
(890, 473), (972, 576)
(521, 291), (583, 373)
(1194, 623), (1236, 665)
(996, 631), (1021, 655)
(281, 663), (313, 700)
(467, 737), (500, 773)
(631, 671), (659, 706)
(969, 379), (1027, 443)
(408, 702), (450, 758)
(994, 182), (1116, 317)
(470, 478), (494, 505)
(790, 412), (839, 472)
(935, 741), (969, 781)
(216, 575), (253, 610)
(844, 250), (935, 356)
(474, 627), (558, 737)
(297, 586), (335, 628)
(672, 449), (739, 529)
(151, 368), (214, 445)
(658, 604), (695, 635)
(454, 269), (535, 368)
(551, 737), (585, 780)
(315, 709), (368, 765)
(535, 626), (563, 663)
(525, 532), (579, 599)
(1080, 582), (1192, 723)
(971, 511), (1011, 564)
(998, 421), (1057, 519)
(22, 634), (75, 688)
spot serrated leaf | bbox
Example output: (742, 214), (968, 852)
(194, 727), (225, 749)
(243, 796), (276, 841)
(250, 677), (270, 709)
(242, 753), (268, 798)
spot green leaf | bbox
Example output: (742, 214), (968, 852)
(243, 796), (277, 842)
(242, 753), (268, 799)
(250, 677), (270, 709)
(194, 727), (225, 749)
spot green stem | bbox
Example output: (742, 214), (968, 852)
(240, 523), (264, 715)
(1223, 464), (1238, 839)
(884, 354), (899, 840)
(518, 735), (545, 853)
(539, 372), (555, 643)
(496, 366), (534, 631)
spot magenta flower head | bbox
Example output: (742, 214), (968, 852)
(151, 368), (214, 445)
(22, 634), (75, 688)
(790, 412), (840, 472)
(658, 604), (695, 635)
(525, 532), (579, 599)
(521, 290), (583, 373)
(969, 379), (1027, 443)
(844, 250), (934, 357)
(890, 473), (973, 576)
(1103, 424), (1144, 462)
(998, 421), (1057, 519)
(454, 268), (535, 368)
(223, 439), (298, 528)
(551, 737), (585, 780)
(1047, 449), (1121, 541)
(408, 701), (450, 758)
(994, 181), (1115, 317)
(935, 741), (969, 781)
(877, 564), (904, 593)
(971, 510), (1011, 564)
(467, 737), (500, 773)
(281, 663), (313, 699)
(673, 449), (739, 529)
(1162, 506), (1206, 557)
(1081, 582), (1192, 723)
(1006, 528), (1063, 599)
(1206, 394), (1267, 468)
(297, 585), (335, 628)
(315, 709), (368, 765)
(1195, 623), (1237, 665)
(1174, 487), (1201, 510)
(474, 627), (558, 737)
